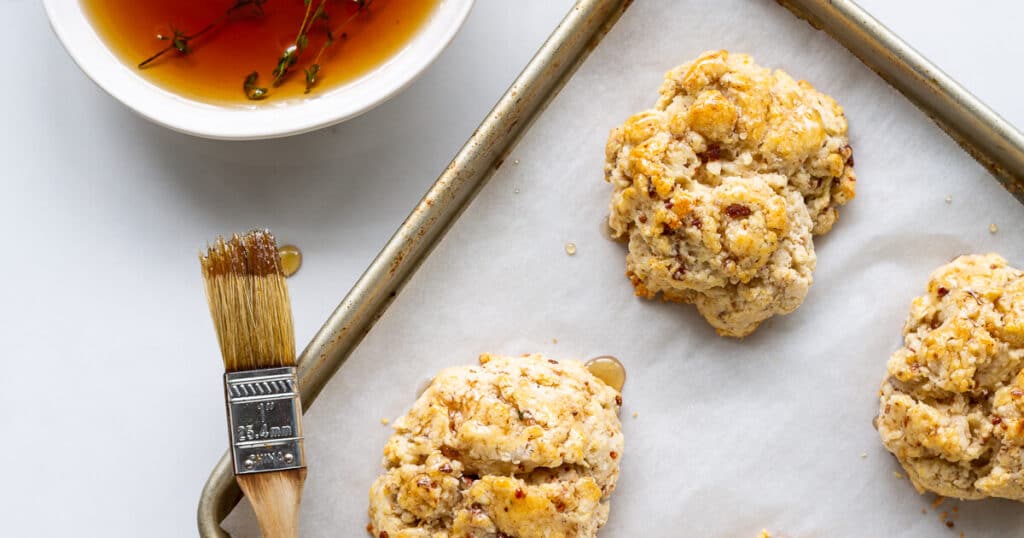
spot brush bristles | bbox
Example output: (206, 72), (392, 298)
(201, 230), (295, 372)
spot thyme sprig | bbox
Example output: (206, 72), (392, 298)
(271, 0), (329, 86)
(138, 0), (267, 69)
(138, 0), (376, 100)
(303, 0), (373, 93)
(246, 0), (371, 100)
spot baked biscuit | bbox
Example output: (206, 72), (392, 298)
(605, 50), (854, 337)
(368, 354), (624, 537)
(877, 254), (1024, 501)
(655, 50), (856, 235)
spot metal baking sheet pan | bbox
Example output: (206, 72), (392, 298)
(200, 0), (1024, 535)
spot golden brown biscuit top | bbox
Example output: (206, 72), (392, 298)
(608, 50), (856, 236)
(888, 254), (1024, 397)
(384, 353), (623, 481)
(878, 254), (1024, 501)
(368, 354), (624, 537)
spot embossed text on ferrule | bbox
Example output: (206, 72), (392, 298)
(224, 366), (305, 474)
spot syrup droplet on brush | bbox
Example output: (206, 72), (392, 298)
(279, 245), (302, 277)
(585, 356), (626, 392)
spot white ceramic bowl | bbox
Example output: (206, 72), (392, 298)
(44, 0), (474, 139)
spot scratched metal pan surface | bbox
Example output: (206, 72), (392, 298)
(198, 0), (1024, 536)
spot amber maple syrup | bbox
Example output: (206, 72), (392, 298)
(82, 0), (437, 104)
(278, 244), (302, 277)
(585, 356), (626, 392)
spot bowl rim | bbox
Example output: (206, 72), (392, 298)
(43, 0), (475, 140)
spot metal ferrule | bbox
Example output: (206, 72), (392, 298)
(224, 367), (304, 475)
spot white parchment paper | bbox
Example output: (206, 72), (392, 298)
(225, 0), (1024, 535)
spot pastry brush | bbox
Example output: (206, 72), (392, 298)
(200, 230), (306, 538)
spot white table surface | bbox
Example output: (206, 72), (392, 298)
(1, 1), (1020, 536)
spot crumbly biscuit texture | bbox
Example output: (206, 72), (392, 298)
(605, 50), (853, 337)
(619, 174), (815, 337)
(368, 354), (624, 537)
(877, 254), (1024, 501)
(654, 50), (855, 234)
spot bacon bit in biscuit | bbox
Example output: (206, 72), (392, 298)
(724, 204), (752, 218)
(699, 143), (721, 163)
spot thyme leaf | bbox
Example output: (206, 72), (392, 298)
(243, 71), (268, 100)
(272, 45), (299, 86)
(303, 64), (321, 93)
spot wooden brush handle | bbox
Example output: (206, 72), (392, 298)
(237, 468), (306, 538)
